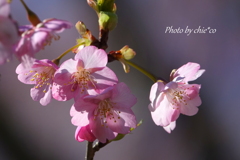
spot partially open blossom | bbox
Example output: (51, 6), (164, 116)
(16, 59), (59, 106)
(120, 45), (136, 60)
(148, 62), (205, 133)
(52, 46), (118, 101)
(109, 46), (136, 73)
(15, 18), (72, 62)
(71, 82), (137, 143)
(75, 125), (96, 142)
(0, 0), (19, 65)
(119, 45), (136, 73)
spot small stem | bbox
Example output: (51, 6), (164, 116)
(93, 140), (110, 152)
(85, 142), (94, 160)
(53, 43), (82, 63)
(99, 29), (109, 50)
(85, 140), (110, 160)
(125, 60), (157, 82)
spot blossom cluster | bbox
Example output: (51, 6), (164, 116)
(0, 0), (205, 148)
(16, 45), (137, 143)
(0, 0), (138, 143)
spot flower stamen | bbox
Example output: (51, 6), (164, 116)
(70, 67), (97, 93)
(166, 86), (193, 107)
(27, 67), (55, 92)
(94, 99), (119, 128)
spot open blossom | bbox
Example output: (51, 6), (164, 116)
(0, 0), (19, 65)
(15, 18), (71, 62)
(148, 62), (205, 133)
(71, 82), (137, 143)
(52, 46), (118, 101)
(16, 59), (59, 106)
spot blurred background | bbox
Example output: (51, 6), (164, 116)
(1, 0), (240, 159)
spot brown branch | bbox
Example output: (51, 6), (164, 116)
(85, 140), (110, 160)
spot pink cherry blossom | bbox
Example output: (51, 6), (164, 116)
(71, 82), (137, 143)
(149, 62), (205, 133)
(15, 18), (71, 62)
(16, 59), (59, 106)
(52, 46), (118, 101)
(0, 0), (19, 65)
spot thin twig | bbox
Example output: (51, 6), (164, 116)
(85, 142), (94, 160)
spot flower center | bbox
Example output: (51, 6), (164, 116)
(70, 67), (96, 93)
(166, 86), (192, 109)
(94, 99), (120, 128)
(43, 33), (60, 47)
(29, 66), (55, 93)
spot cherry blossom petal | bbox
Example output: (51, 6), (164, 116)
(149, 95), (180, 127)
(90, 116), (116, 143)
(39, 86), (52, 106)
(17, 68), (37, 84)
(180, 95), (201, 116)
(30, 29), (51, 52)
(31, 87), (45, 101)
(163, 121), (176, 133)
(42, 18), (72, 32)
(0, 18), (18, 44)
(149, 82), (163, 102)
(110, 82), (137, 109)
(183, 84), (200, 98)
(0, 17), (19, 65)
(52, 84), (80, 101)
(75, 46), (107, 69)
(149, 82), (165, 111)
(91, 67), (118, 89)
(70, 106), (90, 126)
(106, 111), (130, 134)
(173, 62), (205, 83)
(83, 88), (113, 102)
(73, 96), (98, 112)
(54, 59), (78, 85)
(114, 108), (137, 128)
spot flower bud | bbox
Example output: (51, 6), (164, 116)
(75, 21), (97, 48)
(98, 11), (117, 31)
(87, 0), (99, 13)
(120, 45), (136, 60)
(20, 0), (41, 26)
(97, 0), (116, 12)
(75, 21), (87, 36)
